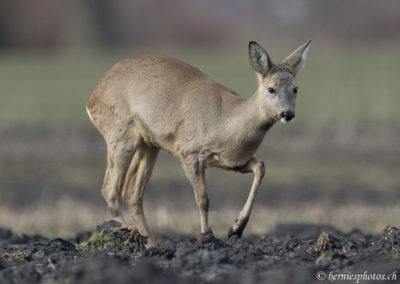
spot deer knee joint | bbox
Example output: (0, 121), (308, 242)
(255, 161), (265, 178)
(107, 201), (121, 217)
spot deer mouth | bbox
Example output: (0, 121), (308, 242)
(278, 110), (295, 123)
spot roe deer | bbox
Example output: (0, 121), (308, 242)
(86, 40), (311, 247)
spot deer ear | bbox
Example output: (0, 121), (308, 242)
(281, 40), (311, 75)
(249, 41), (273, 75)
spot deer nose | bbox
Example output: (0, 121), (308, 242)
(279, 110), (295, 121)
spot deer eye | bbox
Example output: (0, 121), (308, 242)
(293, 87), (298, 94)
(267, 87), (275, 94)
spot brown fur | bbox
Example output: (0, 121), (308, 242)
(87, 40), (311, 247)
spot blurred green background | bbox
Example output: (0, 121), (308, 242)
(0, 0), (399, 237)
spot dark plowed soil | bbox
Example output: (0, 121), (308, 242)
(1, 221), (399, 284)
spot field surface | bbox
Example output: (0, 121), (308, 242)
(1, 221), (399, 283)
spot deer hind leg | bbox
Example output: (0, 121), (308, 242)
(122, 142), (159, 247)
(182, 156), (209, 234)
(101, 137), (135, 224)
(228, 157), (265, 238)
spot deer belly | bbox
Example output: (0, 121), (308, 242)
(202, 149), (255, 169)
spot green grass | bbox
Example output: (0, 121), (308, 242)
(75, 242), (89, 252)
(89, 231), (108, 248)
(75, 231), (112, 251)
(297, 47), (400, 123)
(0, 45), (399, 129)
(0, 52), (111, 128)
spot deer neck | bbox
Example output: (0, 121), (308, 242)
(228, 89), (276, 143)
(243, 89), (275, 131)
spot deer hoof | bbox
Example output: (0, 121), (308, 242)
(199, 228), (216, 244)
(227, 226), (242, 239)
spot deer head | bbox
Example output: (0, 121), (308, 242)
(249, 40), (311, 123)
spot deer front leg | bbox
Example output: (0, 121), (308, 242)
(228, 157), (265, 238)
(182, 157), (209, 234)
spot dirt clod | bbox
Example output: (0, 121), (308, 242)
(1, 222), (399, 283)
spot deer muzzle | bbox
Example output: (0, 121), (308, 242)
(279, 110), (295, 123)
